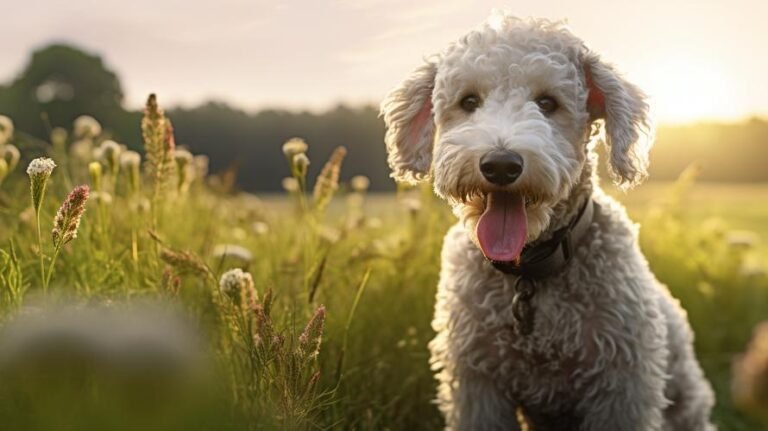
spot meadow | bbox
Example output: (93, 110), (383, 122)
(0, 99), (766, 430)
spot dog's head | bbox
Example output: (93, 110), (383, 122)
(381, 15), (651, 264)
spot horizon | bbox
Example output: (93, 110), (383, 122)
(3, 0), (767, 125)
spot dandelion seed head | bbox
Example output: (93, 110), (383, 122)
(282, 138), (308, 157)
(26, 157), (56, 177)
(350, 175), (370, 193)
(282, 177), (300, 193)
(73, 115), (102, 139)
(1, 144), (20, 172)
(120, 151), (141, 169)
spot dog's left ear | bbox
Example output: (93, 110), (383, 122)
(584, 53), (652, 188)
(380, 60), (438, 184)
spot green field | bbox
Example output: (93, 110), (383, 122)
(0, 113), (767, 430)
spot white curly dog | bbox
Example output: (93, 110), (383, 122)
(381, 14), (716, 431)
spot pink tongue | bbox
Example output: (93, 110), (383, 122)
(476, 192), (527, 263)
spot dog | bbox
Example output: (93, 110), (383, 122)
(380, 14), (715, 431)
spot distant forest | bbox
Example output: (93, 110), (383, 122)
(1, 44), (767, 191)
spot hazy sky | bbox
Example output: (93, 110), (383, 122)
(2, 0), (765, 123)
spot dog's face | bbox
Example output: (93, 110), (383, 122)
(381, 15), (651, 264)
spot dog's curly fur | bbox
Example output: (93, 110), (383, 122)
(381, 14), (715, 430)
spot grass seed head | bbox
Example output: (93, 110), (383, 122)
(313, 146), (347, 213)
(52, 185), (90, 246)
(27, 157), (56, 213)
(298, 305), (326, 360)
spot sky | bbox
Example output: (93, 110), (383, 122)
(1, 0), (766, 124)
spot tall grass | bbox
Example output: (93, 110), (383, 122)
(0, 107), (765, 430)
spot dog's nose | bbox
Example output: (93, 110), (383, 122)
(479, 151), (524, 186)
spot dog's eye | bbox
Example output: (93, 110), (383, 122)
(535, 96), (559, 115)
(459, 95), (481, 113)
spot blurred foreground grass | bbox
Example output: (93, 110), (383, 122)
(0, 106), (766, 430)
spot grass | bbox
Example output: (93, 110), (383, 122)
(0, 107), (767, 430)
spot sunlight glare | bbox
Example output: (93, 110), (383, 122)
(634, 56), (741, 124)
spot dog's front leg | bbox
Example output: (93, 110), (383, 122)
(448, 367), (521, 431)
(577, 349), (669, 431)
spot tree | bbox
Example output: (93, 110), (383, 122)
(0, 44), (126, 141)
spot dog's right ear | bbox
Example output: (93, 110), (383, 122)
(380, 60), (437, 184)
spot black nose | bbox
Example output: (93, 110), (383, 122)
(479, 151), (524, 186)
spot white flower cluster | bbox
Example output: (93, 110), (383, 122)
(218, 268), (254, 299)
(282, 138), (308, 157)
(26, 157), (57, 177)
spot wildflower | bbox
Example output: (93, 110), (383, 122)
(2, 144), (20, 172)
(293, 153), (310, 179)
(282, 177), (299, 193)
(174, 148), (194, 192)
(282, 137), (308, 157)
(212, 244), (253, 267)
(88, 161), (103, 191)
(350, 175), (370, 193)
(0, 115), (13, 145)
(52, 185), (90, 246)
(218, 268), (255, 305)
(297, 305), (325, 360)
(733, 321), (768, 414)
(96, 140), (122, 176)
(401, 196), (422, 215)
(120, 151), (142, 194)
(73, 115), (102, 139)
(27, 158), (56, 213)
(313, 146), (347, 213)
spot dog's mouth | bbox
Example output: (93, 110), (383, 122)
(476, 191), (528, 265)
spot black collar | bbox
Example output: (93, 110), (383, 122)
(492, 197), (596, 279)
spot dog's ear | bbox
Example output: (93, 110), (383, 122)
(584, 53), (652, 188)
(380, 60), (437, 184)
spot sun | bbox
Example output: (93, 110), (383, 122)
(633, 55), (742, 124)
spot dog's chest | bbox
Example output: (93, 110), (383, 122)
(459, 276), (605, 406)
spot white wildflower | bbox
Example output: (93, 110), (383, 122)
(212, 244), (253, 265)
(26, 157), (56, 177)
(218, 268), (254, 301)
(120, 150), (141, 169)
(73, 115), (102, 139)
(282, 137), (308, 157)
(350, 175), (370, 193)
(282, 177), (299, 193)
